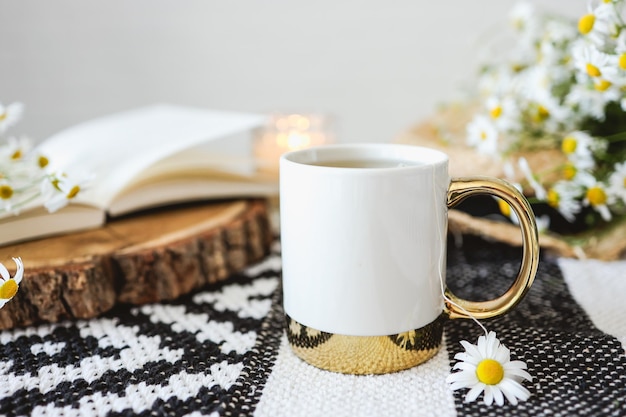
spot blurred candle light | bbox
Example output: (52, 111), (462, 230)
(254, 113), (333, 175)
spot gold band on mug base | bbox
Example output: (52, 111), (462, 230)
(285, 314), (445, 375)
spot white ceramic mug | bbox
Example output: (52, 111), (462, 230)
(280, 144), (539, 374)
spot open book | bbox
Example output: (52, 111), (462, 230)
(0, 104), (278, 246)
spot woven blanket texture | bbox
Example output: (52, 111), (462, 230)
(0, 237), (625, 417)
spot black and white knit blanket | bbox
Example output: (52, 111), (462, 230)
(1, 236), (625, 417)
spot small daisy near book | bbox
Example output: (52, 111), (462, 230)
(0, 257), (23, 309)
(447, 331), (532, 407)
(0, 100), (91, 216)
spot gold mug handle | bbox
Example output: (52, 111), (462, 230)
(445, 177), (540, 319)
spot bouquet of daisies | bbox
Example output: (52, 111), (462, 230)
(0, 101), (89, 215)
(467, 1), (626, 229)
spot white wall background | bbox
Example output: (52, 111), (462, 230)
(1, 0), (575, 144)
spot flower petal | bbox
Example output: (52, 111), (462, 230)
(460, 340), (482, 359)
(483, 385), (494, 406)
(494, 344), (511, 363)
(505, 366), (533, 382)
(0, 262), (9, 282)
(453, 361), (478, 372)
(454, 351), (479, 365)
(499, 378), (531, 404)
(11, 257), (23, 285)
(465, 383), (486, 403)
(493, 386), (505, 406)
(448, 370), (478, 387)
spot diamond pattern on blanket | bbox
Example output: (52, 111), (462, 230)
(0, 250), (284, 417)
(444, 236), (626, 417)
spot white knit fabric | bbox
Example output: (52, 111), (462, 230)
(558, 258), (626, 350)
(254, 336), (457, 417)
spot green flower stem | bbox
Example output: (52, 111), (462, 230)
(604, 131), (626, 143)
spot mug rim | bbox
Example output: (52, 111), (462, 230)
(280, 143), (449, 171)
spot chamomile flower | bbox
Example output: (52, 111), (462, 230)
(572, 42), (617, 83)
(485, 96), (520, 132)
(42, 171), (90, 213)
(547, 180), (584, 222)
(579, 175), (614, 221)
(0, 180), (17, 214)
(0, 257), (24, 309)
(509, 2), (541, 52)
(577, 2), (612, 46)
(0, 136), (33, 162)
(447, 331), (532, 406)
(560, 131), (598, 168)
(566, 82), (613, 121)
(608, 161), (626, 203)
(509, 2), (536, 34)
(466, 115), (499, 157)
(0, 102), (24, 135)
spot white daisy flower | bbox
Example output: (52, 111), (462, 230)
(0, 257), (24, 309)
(509, 2), (536, 34)
(566, 83), (612, 121)
(466, 115), (499, 157)
(42, 171), (91, 213)
(509, 2), (541, 49)
(485, 96), (520, 132)
(0, 102), (24, 135)
(447, 331), (532, 406)
(547, 180), (584, 222)
(531, 94), (573, 133)
(561, 131), (599, 168)
(608, 161), (626, 204)
(578, 175), (614, 221)
(577, 2), (612, 46)
(572, 42), (617, 83)
(0, 136), (33, 162)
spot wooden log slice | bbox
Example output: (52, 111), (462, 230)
(0, 199), (273, 330)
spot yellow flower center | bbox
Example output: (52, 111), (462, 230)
(595, 79), (612, 91)
(0, 112), (6, 121)
(623, 177), (626, 188)
(480, 131), (487, 141)
(498, 198), (511, 217)
(563, 163), (577, 180)
(0, 185), (14, 200)
(11, 150), (22, 160)
(619, 53), (626, 70)
(476, 359), (504, 385)
(586, 63), (602, 77)
(547, 189), (560, 207)
(38, 155), (49, 168)
(586, 186), (607, 206)
(578, 14), (595, 35)
(0, 279), (18, 300)
(562, 137), (577, 154)
(490, 106), (502, 119)
(537, 105), (550, 121)
(66, 185), (80, 199)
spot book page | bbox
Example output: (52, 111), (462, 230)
(37, 104), (266, 209)
(0, 204), (104, 246)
